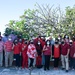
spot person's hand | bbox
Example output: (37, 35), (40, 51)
(66, 55), (68, 58)
(51, 55), (52, 58)
(36, 54), (38, 57)
(73, 53), (75, 57)
(22, 48), (24, 51)
(24, 46), (26, 48)
(5, 52), (7, 56)
(20, 52), (21, 56)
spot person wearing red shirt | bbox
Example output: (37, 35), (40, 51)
(18, 39), (22, 67)
(13, 40), (20, 69)
(43, 40), (52, 71)
(53, 40), (60, 69)
(22, 40), (28, 69)
(69, 38), (75, 70)
(4, 36), (13, 67)
(61, 39), (70, 72)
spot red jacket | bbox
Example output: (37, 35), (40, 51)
(22, 43), (28, 54)
(34, 38), (44, 47)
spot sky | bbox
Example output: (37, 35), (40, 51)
(0, 0), (75, 35)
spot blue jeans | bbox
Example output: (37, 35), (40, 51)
(42, 54), (45, 65)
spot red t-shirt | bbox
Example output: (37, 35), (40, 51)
(54, 45), (60, 58)
(43, 45), (51, 55)
(70, 42), (75, 58)
(4, 41), (13, 52)
(18, 43), (22, 52)
(13, 44), (20, 54)
(61, 43), (70, 55)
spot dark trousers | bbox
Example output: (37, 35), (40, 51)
(69, 57), (75, 69)
(54, 58), (59, 67)
(29, 58), (34, 67)
(20, 55), (22, 67)
(3, 50), (5, 66)
(14, 54), (20, 67)
(44, 55), (50, 70)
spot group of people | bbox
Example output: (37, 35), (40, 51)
(0, 31), (75, 73)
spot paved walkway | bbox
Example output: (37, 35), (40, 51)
(0, 67), (75, 75)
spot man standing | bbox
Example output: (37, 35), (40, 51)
(61, 39), (70, 72)
(4, 36), (13, 67)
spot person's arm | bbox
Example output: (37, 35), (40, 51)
(67, 49), (70, 56)
(66, 45), (70, 57)
(42, 45), (46, 51)
(4, 43), (6, 52)
(12, 44), (15, 50)
(22, 45), (26, 51)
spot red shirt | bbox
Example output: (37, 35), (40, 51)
(0, 41), (4, 52)
(13, 44), (20, 54)
(18, 43), (22, 52)
(70, 42), (75, 58)
(4, 41), (13, 52)
(43, 45), (51, 55)
(61, 43), (69, 55)
(54, 45), (60, 58)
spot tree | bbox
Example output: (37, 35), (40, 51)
(61, 6), (75, 38)
(5, 4), (75, 38)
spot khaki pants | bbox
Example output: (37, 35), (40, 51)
(61, 54), (69, 70)
(0, 52), (3, 66)
(5, 51), (13, 67)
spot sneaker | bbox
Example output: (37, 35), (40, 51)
(62, 68), (65, 70)
(19, 67), (21, 70)
(72, 68), (75, 70)
(66, 70), (68, 72)
(44, 68), (46, 71)
(29, 67), (31, 70)
(54, 68), (58, 70)
(47, 68), (50, 70)
(15, 67), (18, 70)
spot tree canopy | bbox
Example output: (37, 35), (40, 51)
(4, 4), (75, 39)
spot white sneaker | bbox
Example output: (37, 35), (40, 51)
(72, 68), (75, 70)
(15, 67), (18, 69)
(19, 67), (21, 70)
